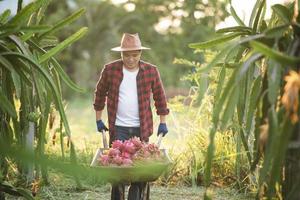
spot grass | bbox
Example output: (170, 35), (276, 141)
(5, 173), (254, 200)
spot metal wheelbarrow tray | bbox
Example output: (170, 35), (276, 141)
(90, 132), (172, 184)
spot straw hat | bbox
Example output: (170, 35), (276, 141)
(111, 33), (150, 51)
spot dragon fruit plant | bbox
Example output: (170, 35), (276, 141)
(98, 137), (163, 166)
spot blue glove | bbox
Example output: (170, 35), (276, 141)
(96, 120), (108, 132)
(157, 123), (168, 137)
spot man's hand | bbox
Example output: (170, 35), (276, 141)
(157, 123), (168, 137)
(96, 120), (108, 132)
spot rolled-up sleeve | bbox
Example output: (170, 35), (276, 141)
(152, 67), (169, 115)
(93, 65), (109, 111)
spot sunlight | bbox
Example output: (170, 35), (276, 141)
(216, 0), (293, 29)
(111, 0), (128, 5)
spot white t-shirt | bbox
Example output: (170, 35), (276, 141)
(115, 66), (140, 127)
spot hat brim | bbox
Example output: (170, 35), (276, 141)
(111, 46), (150, 51)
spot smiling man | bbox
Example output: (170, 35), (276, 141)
(93, 33), (169, 200)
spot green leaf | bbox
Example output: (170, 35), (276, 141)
(213, 68), (239, 124)
(20, 25), (52, 32)
(39, 27), (88, 64)
(35, 0), (51, 24)
(258, 107), (280, 189)
(253, 0), (266, 32)
(7, 58), (32, 86)
(250, 41), (300, 65)
(20, 32), (35, 42)
(11, 69), (21, 99)
(0, 9), (11, 24)
(0, 55), (23, 98)
(214, 67), (226, 106)
(271, 4), (292, 23)
(215, 62), (240, 68)
(259, 19), (268, 32)
(229, 5), (246, 26)
(205, 126), (217, 186)
(39, 36), (59, 48)
(196, 72), (209, 105)
(27, 39), (84, 92)
(245, 75), (262, 136)
(8, 2), (38, 26)
(269, 116), (293, 195)
(238, 34), (265, 45)
(264, 24), (290, 38)
(197, 44), (234, 73)
(0, 25), (18, 32)
(38, 8), (86, 39)
(216, 26), (253, 34)
(51, 59), (85, 93)
(249, 0), (262, 27)
(236, 53), (262, 83)
(8, 35), (32, 57)
(1, 52), (72, 137)
(220, 86), (240, 129)
(16, 188), (34, 200)
(267, 60), (281, 105)
(0, 55), (16, 72)
(0, 87), (17, 118)
(189, 33), (242, 49)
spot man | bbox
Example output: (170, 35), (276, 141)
(93, 33), (169, 200)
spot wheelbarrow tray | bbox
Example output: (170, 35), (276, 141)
(90, 148), (172, 184)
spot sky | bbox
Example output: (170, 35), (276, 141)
(0, 0), (32, 15)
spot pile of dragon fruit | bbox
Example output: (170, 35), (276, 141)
(98, 137), (163, 166)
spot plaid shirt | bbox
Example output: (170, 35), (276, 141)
(93, 59), (169, 141)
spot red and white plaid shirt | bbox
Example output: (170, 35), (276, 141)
(93, 59), (169, 141)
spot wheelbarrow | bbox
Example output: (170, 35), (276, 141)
(90, 131), (172, 184)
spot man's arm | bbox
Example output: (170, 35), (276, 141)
(94, 65), (109, 111)
(96, 110), (103, 121)
(94, 65), (109, 132)
(160, 115), (166, 123)
(152, 67), (169, 137)
(152, 67), (169, 116)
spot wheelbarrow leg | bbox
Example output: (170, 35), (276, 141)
(128, 183), (140, 200)
(111, 184), (125, 200)
(141, 182), (150, 200)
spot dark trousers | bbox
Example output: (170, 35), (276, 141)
(111, 125), (150, 200)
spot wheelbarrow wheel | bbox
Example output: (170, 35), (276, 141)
(128, 185), (140, 200)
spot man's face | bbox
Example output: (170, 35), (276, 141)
(121, 50), (142, 69)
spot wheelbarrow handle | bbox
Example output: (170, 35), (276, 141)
(156, 133), (163, 148)
(101, 130), (108, 149)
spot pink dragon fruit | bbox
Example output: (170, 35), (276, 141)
(99, 155), (110, 166)
(121, 151), (132, 159)
(130, 136), (143, 150)
(123, 140), (136, 154)
(108, 148), (121, 157)
(98, 137), (164, 166)
(145, 143), (160, 156)
(112, 140), (123, 150)
(122, 158), (133, 166)
(112, 155), (123, 165)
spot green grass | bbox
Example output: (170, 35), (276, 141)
(5, 173), (254, 200)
